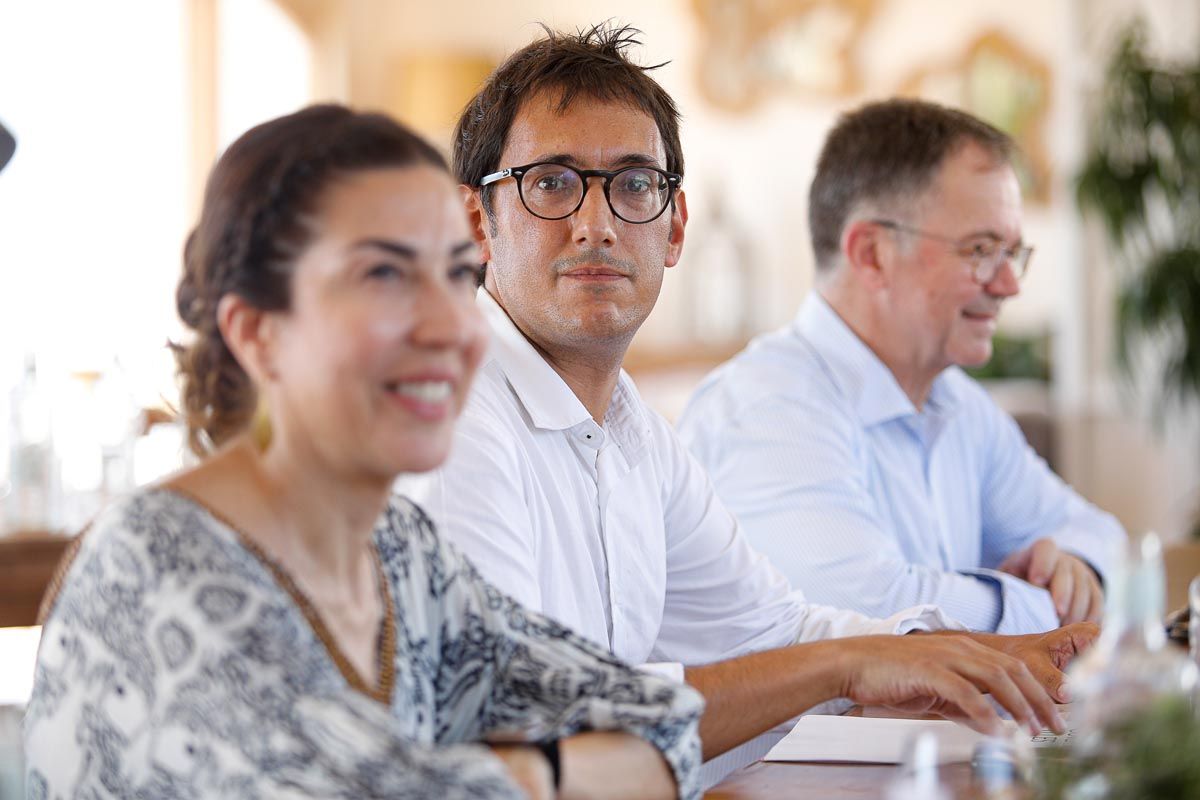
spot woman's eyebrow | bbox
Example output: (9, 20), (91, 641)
(352, 238), (416, 259)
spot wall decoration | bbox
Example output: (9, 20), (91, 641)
(692, 0), (879, 112)
(898, 30), (1054, 205)
(390, 53), (497, 146)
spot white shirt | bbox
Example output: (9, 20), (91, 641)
(399, 289), (960, 677)
(678, 293), (1125, 635)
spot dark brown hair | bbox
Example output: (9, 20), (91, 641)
(808, 98), (1014, 271)
(453, 21), (684, 217)
(175, 103), (446, 455)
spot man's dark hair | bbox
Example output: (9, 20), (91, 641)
(808, 98), (1014, 271)
(453, 22), (683, 217)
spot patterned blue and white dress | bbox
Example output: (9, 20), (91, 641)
(23, 489), (703, 798)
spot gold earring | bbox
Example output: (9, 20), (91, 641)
(251, 393), (272, 451)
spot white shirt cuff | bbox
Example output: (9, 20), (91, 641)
(885, 604), (967, 635)
(960, 568), (1059, 634)
(638, 661), (686, 683)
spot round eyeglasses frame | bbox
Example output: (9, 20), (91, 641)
(478, 161), (683, 224)
(870, 219), (1034, 284)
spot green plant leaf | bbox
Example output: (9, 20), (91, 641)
(1076, 19), (1200, 417)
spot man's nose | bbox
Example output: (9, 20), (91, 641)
(985, 258), (1021, 298)
(570, 178), (617, 247)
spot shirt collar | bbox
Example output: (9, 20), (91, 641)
(477, 287), (592, 431)
(475, 288), (652, 458)
(795, 293), (958, 427)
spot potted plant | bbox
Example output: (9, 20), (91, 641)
(1076, 25), (1200, 540)
(1036, 697), (1200, 799)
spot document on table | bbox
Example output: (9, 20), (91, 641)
(764, 710), (1074, 764)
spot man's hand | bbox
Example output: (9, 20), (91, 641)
(489, 744), (554, 800)
(999, 538), (1104, 624)
(834, 634), (1067, 737)
(971, 622), (1099, 703)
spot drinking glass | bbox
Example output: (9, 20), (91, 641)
(0, 705), (22, 799)
(1190, 575), (1200, 666)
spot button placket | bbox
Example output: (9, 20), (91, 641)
(569, 420), (611, 644)
(918, 414), (955, 569)
(596, 436), (632, 654)
(574, 420), (604, 449)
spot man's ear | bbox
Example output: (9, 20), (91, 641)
(841, 218), (889, 291)
(216, 293), (278, 386)
(460, 184), (493, 263)
(664, 188), (688, 268)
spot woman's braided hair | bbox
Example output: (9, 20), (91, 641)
(174, 104), (446, 456)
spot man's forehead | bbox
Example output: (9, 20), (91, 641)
(501, 90), (667, 167)
(921, 146), (1022, 236)
(932, 144), (1017, 191)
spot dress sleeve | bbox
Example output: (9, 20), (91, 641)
(389, 502), (705, 800)
(265, 692), (528, 798)
(22, 496), (528, 800)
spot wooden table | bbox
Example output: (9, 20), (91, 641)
(704, 707), (1006, 798)
(0, 531), (72, 627)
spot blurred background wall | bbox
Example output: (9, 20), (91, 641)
(1, 0), (1198, 543)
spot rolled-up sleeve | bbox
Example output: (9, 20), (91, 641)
(681, 358), (1125, 635)
(680, 388), (1054, 634)
(978, 403), (1125, 593)
(651, 421), (958, 665)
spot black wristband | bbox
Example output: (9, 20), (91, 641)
(536, 738), (561, 790)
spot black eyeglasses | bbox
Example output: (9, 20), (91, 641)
(871, 219), (1034, 284)
(479, 161), (682, 224)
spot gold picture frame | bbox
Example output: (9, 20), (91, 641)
(898, 30), (1054, 205)
(692, 0), (878, 111)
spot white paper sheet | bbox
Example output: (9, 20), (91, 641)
(763, 715), (1001, 764)
(764, 711), (1075, 765)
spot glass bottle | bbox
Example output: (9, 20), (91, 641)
(1067, 532), (1199, 756)
(1190, 575), (1200, 669)
(886, 732), (951, 800)
(682, 187), (756, 345)
(94, 357), (138, 501)
(5, 354), (56, 532)
(971, 737), (1030, 799)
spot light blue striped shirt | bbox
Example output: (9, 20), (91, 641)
(678, 293), (1125, 634)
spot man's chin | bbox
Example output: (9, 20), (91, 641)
(954, 347), (994, 369)
(557, 309), (644, 351)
